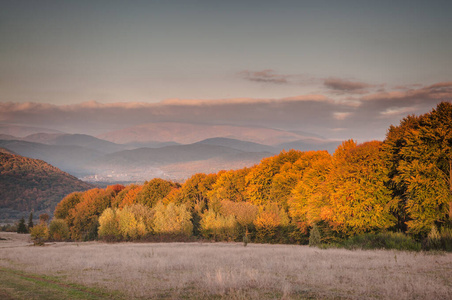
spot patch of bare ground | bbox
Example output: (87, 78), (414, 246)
(0, 232), (451, 299)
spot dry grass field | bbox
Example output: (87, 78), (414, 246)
(0, 232), (451, 299)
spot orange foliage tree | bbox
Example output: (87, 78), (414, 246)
(135, 178), (179, 208)
(54, 192), (83, 220)
(326, 140), (396, 236)
(69, 188), (115, 240)
(245, 150), (304, 207)
(209, 168), (250, 203)
(288, 151), (333, 234)
(254, 203), (290, 242)
(384, 102), (452, 234)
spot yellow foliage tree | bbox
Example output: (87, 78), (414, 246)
(200, 209), (239, 241)
(153, 202), (193, 236)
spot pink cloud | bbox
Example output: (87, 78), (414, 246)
(1, 81), (450, 141)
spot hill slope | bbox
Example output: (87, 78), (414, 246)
(0, 151), (93, 221)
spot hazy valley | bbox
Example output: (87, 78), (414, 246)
(0, 122), (340, 183)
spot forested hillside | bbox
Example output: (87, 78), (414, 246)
(51, 102), (452, 244)
(0, 150), (93, 221)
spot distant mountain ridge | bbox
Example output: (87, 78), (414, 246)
(195, 137), (277, 153)
(97, 122), (312, 145)
(0, 122), (340, 182)
(0, 124), (62, 137)
(0, 150), (93, 221)
(22, 133), (128, 153)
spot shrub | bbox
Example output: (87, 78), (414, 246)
(243, 234), (249, 246)
(30, 224), (49, 246)
(340, 232), (421, 251)
(423, 226), (452, 252)
(1, 224), (17, 232)
(439, 227), (452, 252)
(49, 219), (70, 241)
(424, 225), (441, 250)
(309, 224), (321, 247)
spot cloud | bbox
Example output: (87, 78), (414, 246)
(333, 112), (352, 120)
(324, 77), (374, 93)
(238, 69), (291, 84)
(1, 82), (451, 142)
(380, 107), (416, 116)
(363, 81), (452, 102)
(393, 83), (424, 90)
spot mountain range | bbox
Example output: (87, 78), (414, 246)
(0, 123), (341, 182)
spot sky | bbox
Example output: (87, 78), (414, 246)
(1, 0), (451, 141)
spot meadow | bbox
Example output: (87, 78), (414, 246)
(0, 232), (451, 299)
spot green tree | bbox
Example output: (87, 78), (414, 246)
(17, 217), (28, 234)
(28, 212), (34, 229)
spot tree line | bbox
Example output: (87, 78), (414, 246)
(39, 102), (452, 246)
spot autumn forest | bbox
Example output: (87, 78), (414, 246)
(33, 102), (452, 247)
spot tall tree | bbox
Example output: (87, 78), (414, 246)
(382, 114), (422, 231)
(17, 217), (28, 234)
(326, 140), (396, 236)
(28, 212), (34, 229)
(135, 179), (179, 208)
(245, 150), (303, 206)
(385, 102), (452, 234)
(288, 151), (333, 234)
(209, 168), (250, 203)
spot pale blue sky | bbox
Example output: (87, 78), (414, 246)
(2, 0), (451, 103)
(1, 1), (451, 140)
